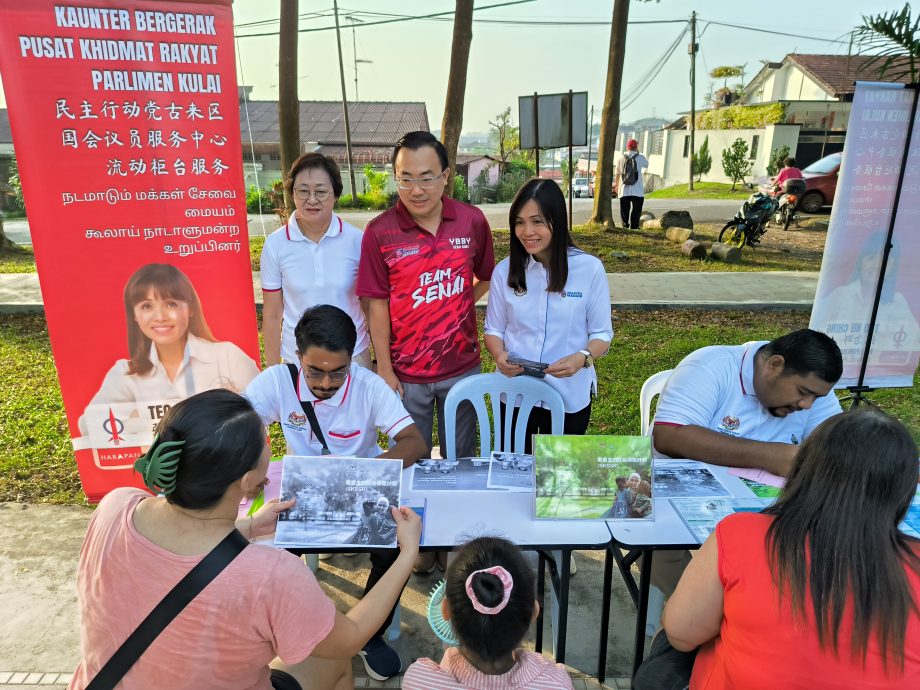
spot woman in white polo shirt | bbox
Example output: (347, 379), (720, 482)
(261, 153), (370, 367)
(484, 178), (613, 451)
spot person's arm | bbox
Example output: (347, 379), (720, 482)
(237, 497), (297, 538)
(473, 278), (490, 302)
(310, 507), (421, 658)
(652, 423), (798, 476)
(661, 529), (724, 651)
(363, 297), (402, 395)
(378, 424), (428, 467)
(262, 289), (284, 367)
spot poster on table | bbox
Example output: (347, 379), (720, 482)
(809, 81), (920, 389)
(533, 435), (653, 520)
(0, 0), (259, 502)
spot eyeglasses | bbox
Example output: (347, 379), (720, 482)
(293, 187), (331, 202)
(396, 171), (445, 190)
(304, 368), (349, 381)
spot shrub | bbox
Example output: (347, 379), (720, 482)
(453, 174), (470, 203)
(695, 103), (786, 130)
(336, 191), (389, 211)
(362, 164), (389, 195)
(692, 135), (712, 181)
(721, 138), (754, 191)
(767, 144), (791, 177)
(246, 184), (275, 214)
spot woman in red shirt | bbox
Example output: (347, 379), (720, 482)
(637, 408), (920, 689)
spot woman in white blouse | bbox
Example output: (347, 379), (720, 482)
(261, 153), (370, 367)
(484, 178), (612, 450)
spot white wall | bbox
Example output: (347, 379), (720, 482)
(749, 62), (835, 104)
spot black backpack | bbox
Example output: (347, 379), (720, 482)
(622, 154), (639, 185)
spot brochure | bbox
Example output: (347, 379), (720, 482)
(900, 497), (920, 539)
(274, 456), (402, 548)
(410, 457), (492, 491)
(533, 435), (653, 520)
(487, 452), (535, 491)
(507, 354), (549, 379)
(401, 497), (428, 546)
(729, 467), (785, 488)
(238, 457), (283, 518)
(739, 477), (782, 499)
(653, 460), (730, 499)
(670, 497), (774, 544)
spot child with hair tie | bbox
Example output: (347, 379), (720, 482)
(403, 536), (573, 689)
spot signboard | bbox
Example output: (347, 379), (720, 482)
(809, 82), (920, 389)
(519, 91), (588, 149)
(0, 0), (260, 501)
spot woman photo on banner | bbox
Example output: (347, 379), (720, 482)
(260, 153), (370, 368)
(79, 263), (260, 441)
(484, 178), (613, 452)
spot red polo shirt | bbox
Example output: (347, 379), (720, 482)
(357, 196), (495, 383)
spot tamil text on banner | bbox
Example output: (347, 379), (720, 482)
(0, 0), (260, 501)
(809, 81), (920, 390)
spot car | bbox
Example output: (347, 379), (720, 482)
(756, 151), (841, 214)
(572, 177), (593, 198)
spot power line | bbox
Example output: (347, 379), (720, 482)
(698, 18), (851, 45)
(621, 24), (690, 111)
(235, 0), (537, 38)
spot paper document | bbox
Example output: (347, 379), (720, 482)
(729, 467), (785, 488)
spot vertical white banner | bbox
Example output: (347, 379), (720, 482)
(810, 82), (920, 389)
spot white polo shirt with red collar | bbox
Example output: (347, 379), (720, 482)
(260, 212), (369, 363)
(243, 362), (414, 457)
(652, 341), (842, 458)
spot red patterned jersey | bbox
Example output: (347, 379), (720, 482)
(357, 196), (494, 383)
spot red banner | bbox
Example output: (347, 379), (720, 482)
(0, 0), (260, 501)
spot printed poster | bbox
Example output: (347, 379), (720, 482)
(809, 81), (920, 389)
(275, 456), (403, 548)
(0, 0), (259, 502)
(534, 435), (653, 520)
(410, 458), (492, 491)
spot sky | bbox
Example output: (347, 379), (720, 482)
(0, 0), (909, 135)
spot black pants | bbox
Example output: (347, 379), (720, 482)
(620, 195), (644, 229)
(501, 401), (592, 454)
(633, 631), (697, 690)
(363, 549), (404, 640)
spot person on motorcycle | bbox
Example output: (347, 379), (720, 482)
(771, 157), (804, 195)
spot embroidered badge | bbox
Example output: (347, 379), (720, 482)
(287, 411), (307, 427)
(719, 415), (740, 432)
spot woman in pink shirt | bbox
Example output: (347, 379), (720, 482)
(70, 389), (421, 690)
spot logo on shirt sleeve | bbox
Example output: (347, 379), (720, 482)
(718, 415), (740, 433)
(412, 267), (465, 308)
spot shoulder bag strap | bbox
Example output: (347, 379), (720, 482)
(85, 529), (249, 690)
(287, 363), (331, 455)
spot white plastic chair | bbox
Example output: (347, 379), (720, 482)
(442, 372), (565, 458)
(639, 369), (673, 636)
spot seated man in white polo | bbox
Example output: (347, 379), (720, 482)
(244, 304), (427, 682)
(652, 328), (843, 478)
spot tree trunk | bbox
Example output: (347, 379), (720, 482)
(440, 0), (474, 198)
(589, 0), (630, 228)
(278, 0), (300, 213)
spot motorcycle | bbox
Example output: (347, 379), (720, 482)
(770, 178), (807, 231)
(718, 192), (778, 248)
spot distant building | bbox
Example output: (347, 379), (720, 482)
(641, 53), (914, 189)
(0, 109), (14, 211)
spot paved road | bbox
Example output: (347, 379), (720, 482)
(2, 198), (743, 244)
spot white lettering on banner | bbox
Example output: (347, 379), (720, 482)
(19, 36), (75, 59)
(177, 72), (221, 93)
(134, 10), (217, 35)
(78, 39), (154, 61)
(54, 6), (131, 31)
(91, 70), (174, 92)
(158, 43), (219, 64)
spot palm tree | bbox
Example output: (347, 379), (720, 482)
(852, 3), (920, 84)
(589, 0), (630, 228)
(278, 0), (300, 212)
(441, 0), (474, 197)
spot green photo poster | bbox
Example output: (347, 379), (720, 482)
(534, 435), (653, 520)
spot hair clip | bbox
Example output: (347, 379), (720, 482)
(426, 580), (459, 645)
(134, 435), (185, 494)
(465, 566), (514, 615)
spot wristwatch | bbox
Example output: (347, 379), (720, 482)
(579, 349), (594, 368)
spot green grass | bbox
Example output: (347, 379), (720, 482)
(4, 310), (917, 505)
(646, 181), (755, 200)
(0, 245), (37, 273)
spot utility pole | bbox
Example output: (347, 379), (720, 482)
(688, 11), (698, 192)
(586, 104), (594, 187)
(333, 0), (358, 201)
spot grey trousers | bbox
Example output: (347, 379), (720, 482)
(401, 364), (480, 458)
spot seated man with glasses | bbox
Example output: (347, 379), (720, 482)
(243, 304), (427, 681)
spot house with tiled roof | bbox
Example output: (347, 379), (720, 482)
(641, 53), (913, 190)
(237, 88), (429, 192)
